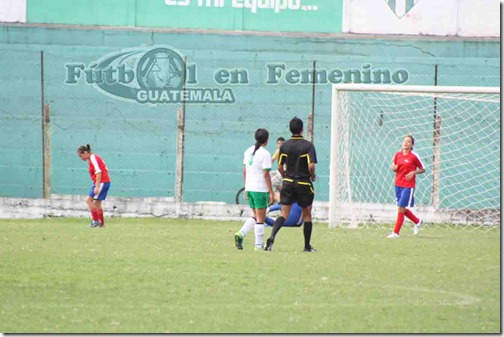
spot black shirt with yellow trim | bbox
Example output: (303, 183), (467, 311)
(278, 136), (317, 180)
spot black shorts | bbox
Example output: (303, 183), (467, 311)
(280, 178), (315, 208)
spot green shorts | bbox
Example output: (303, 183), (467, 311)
(246, 191), (270, 209)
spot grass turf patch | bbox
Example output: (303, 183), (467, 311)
(0, 217), (499, 333)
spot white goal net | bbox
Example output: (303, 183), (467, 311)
(329, 84), (500, 229)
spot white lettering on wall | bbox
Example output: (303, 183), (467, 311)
(166, 0), (319, 13)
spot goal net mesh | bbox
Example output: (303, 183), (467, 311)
(330, 86), (500, 230)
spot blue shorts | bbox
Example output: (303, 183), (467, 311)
(88, 182), (111, 201)
(395, 186), (415, 208)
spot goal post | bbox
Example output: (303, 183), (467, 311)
(329, 84), (500, 229)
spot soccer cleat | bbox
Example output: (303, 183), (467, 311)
(234, 232), (244, 250)
(255, 243), (265, 250)
(89, 220), (101, 228)
(303, 246), (317, 252)
(387, 232), (400, 238)
(264, 237), (274, 251)
(413, 219), (422, 235)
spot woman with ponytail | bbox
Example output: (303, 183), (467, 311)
(387, 135), (425, 238)
(234, 128), (275, 250)
(77, 144), (111, 228)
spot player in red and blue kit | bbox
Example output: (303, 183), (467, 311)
(77, 144), (111, 228)
(388, 135), (425, 238)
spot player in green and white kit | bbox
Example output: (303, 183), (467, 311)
(234, 128), (275, 250)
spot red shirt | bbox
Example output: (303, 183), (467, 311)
(393, 150), (424, 188)
(88, 154), (111, 184)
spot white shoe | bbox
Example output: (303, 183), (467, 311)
(387, 232), (400, 238)
(254, 243), (265, 251)
(413, 219), (422, 235)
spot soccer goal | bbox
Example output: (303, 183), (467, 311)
(329, 84), (500, 229)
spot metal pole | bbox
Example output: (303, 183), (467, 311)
(41, 51), (51, 199)
(175, 57), (187, 209)
(307, 60), (316, 142)
(432, 64), (441, 209)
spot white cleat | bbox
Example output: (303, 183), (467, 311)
(387, 232), (400, 238)
(413, 219), (422, 235)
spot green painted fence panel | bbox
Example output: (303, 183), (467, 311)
(27, 0), (344, 33)
(0, 48), (42, 198)
(0, 25), (499, 207)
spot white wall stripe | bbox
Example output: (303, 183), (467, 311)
(343, 0), (499, 37)
(0, 0), (26, 23)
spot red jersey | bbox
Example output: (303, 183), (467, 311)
(393, 150), (424, 188)
(88, 154), (111, 184)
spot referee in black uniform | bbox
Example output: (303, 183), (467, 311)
(265, 117), (317, 252)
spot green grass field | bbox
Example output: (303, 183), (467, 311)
(0, 218), (500, 333)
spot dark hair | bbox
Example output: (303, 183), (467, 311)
(405, 135), (415, 146)
(289, 117), (303, 135)
(77, 144), (91, 154)
(253, 128), (269, 155)
(277, 137), (285, 142)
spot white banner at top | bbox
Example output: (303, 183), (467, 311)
(0, 0), (26, 23)
(342, 0), (500, 37)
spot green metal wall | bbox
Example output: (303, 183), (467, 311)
(0, 25), (499, 208)
(26, 0), (344, 33)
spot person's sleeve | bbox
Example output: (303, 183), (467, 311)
(90, 155), (102, 173)
(243, 151), (248, 166)
(269, 204), (281, 212)
(309, 143), (317, 164)
(278, 150), (286, 166)
(415, 153), (425, 170)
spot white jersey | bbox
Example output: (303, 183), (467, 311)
(243, 145), (272, 192)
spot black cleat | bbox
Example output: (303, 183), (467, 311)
(264, 237), (274, 251)
(303, 246), (317, 252)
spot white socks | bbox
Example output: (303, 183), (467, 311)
(238, 217), (265, 249)
(239, 217), (256, 237)
(254, 223), (264, 249)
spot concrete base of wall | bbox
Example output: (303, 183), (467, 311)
(0, 195), (498, 226)
(330, 202), (499, 226)
(0, 194), (332, 222)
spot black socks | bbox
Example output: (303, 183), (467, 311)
(303, 221), (312, 248)
(270, 216), (285, 240)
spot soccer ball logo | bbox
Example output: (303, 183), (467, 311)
(136, 48), (185, 90)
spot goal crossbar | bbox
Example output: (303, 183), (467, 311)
(332, 84), (500, 94)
